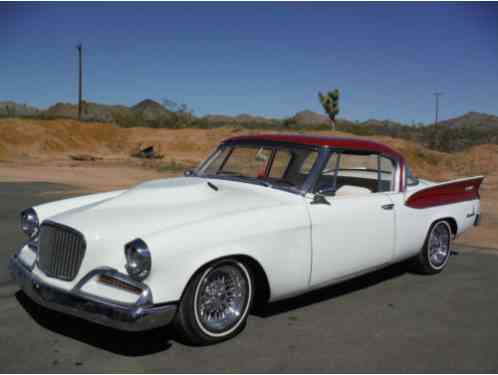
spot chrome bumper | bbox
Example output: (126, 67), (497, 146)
(8, 255), (177, 332)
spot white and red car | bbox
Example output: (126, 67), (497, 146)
(10, 134), (483, 344)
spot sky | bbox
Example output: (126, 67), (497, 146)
(2, 2), (498, 123)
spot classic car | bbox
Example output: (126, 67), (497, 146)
(9, 134), (484, 345)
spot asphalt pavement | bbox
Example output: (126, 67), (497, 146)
(1, 182), (497, 373)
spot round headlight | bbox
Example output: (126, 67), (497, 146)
(20, 208), (39, 238)
(124, 239), (151, 281)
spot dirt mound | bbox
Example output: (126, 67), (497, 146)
(1, 118), (495, 182)
(0, 118), (233, 163)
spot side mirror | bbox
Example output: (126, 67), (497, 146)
(184, 169), (195, 177)
(311, 193), (331, 205)
(310, 187), (335, 205)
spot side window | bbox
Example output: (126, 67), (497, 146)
(269, 150), (292, 179)
(406, 166), (419, 187)
(378, 156), (395, 192)
(316, 152), (396, 196)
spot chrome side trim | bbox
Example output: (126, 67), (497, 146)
(9, 255), (177, 332)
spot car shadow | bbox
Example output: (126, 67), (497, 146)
(16, 262), (407, 356)
(252, 262), (407, 317)
(15, 291), (174, 356)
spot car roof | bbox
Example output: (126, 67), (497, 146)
(224, 134), (403, 160)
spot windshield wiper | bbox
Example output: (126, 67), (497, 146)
(206, 173), (274, 188)
(274, 180), (297, 188)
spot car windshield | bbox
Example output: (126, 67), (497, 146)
(196, 144), (320, 192)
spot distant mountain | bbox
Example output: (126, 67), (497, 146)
(132, 99), (174, 121)
(0, 101), (40, 117)
(44, 101), (134, 122)
(43, 99), (175, 123)
(2, 99), (497, 132)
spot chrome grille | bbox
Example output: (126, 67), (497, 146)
(38, 222), (86, 281)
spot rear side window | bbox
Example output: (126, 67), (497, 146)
(406, 166), (420, 187)
(316, 152), (396, 195)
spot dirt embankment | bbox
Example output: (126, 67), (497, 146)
(1, 118), (497, 248)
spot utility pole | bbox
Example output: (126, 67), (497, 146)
(77, 43), (83, 121)
(433, 92), (443, 126)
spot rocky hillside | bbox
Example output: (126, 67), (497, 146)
(132, 99), (174, 121)
(43, 101), (135, 122)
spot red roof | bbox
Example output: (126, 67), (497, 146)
(225, 134), (403, 160)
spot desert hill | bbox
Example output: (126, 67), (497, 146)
(132, 99), (174, 121)
(438, 112), (498, 128)
(1, 117), (497, 179)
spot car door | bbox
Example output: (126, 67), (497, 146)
(306, 151), (396, 287)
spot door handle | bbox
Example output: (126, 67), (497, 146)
(381, 203), (394, 210)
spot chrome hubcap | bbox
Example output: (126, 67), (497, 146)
(429, 223), (451, 268)
(196, 264), (248, 333)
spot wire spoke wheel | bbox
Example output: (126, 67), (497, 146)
(428, 222), (451, 269)
(194, 263), (250, 336)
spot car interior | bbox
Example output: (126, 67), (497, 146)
(314, 152), (395, 196)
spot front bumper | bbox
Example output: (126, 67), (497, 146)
(9, 255), (177, 332)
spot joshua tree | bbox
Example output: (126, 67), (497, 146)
(318, 89), (340, 130)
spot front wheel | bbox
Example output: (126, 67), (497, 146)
(174, 259), (253, 345)
(412, 220), (452, 274)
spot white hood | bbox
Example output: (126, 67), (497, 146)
(50, 177), (286, 247)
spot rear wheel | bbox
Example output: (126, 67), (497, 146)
(412, 220), (452, 274)
(174, 259), (253, 345)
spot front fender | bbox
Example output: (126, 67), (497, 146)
(142, 202), (311, 304)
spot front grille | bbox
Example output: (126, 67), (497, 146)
(38, 222), (86, 281)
